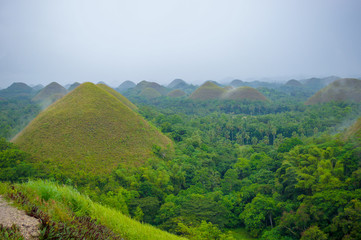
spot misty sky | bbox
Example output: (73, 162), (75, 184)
(1, 0), (361, 88)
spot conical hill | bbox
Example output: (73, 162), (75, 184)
(97, 83), (138, 111)
(189, 81), (226, 100)
(32, 82), (68, 108)
(305, 78), (361, 105)
(12, 82), (172, 175)
(222, 87), (268, 101)
(189, 81), (268, 101)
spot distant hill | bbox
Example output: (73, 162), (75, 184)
(97, 83), (138, 111)
(68, 82), (80, 91)
(305, 78), (361, 105)
(300, 76), (340, 91)
(189, 81), (227, 100)
(32, 82), (68, 108)
(285, 79), (302, 87)
(0, 82), (34, 99)
(124, 81), (168, 98)
(32, 84), (44, 91)
(222, 87), (268, 101)
(190, 81), (268, 101)
(167, 89), (186, 98)
(229, 79), (244, 87)
(139, 87), (162, 99)
(136, 81), (168, 95)
(116, 81), (136, 92)
(168, 79), (188, 89)
(12, 82), (172, 176)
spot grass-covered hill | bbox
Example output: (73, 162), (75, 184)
(97, 83), (138, 111)
(305, 78), (361, 105)
(222, 86), (268, 101)
(116, 80), (136, 92)
(12, 82), (172, 176)
(190, 81), (267, 101)
(32, 82), (68, 108)
(167, 79), (188, 89)
(167, 89), (186, 98)
(189, 81), (227, 100)
(139, 87), (162, 99)
(0, 82), (34, 99)
(124, 81), (168, 99)
(285, 79), (302, 86)
(68, 82), (81, 91)
(229, 79), (244, 87)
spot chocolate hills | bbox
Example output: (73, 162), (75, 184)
(305, 78), (361, 105)
(189, 81), (227, 100)
(32, 82), (68, 108)
(12, 82), (172, 176)
(116, 80), (136, 92)
(68, 82), (81, 91)
(168, 79), (188, 89)
(168, 89), (186, 98)
(190, 81), (268, 101)
(229, 79), (244, 87)
(124, 80), (168, 98)
(97, 83), (138, 111)
(285, 79), (302, 87)
(222, 86), (268, 101)
(0, 82), (34, 99)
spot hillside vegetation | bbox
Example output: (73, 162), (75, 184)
(305, 78), (361, 105)
(12, 82), (172, 176)
(0, 180), (186, 240)
(97, 83), (138, 111)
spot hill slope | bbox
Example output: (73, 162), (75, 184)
(0, 180), (186, 240)
(345, 117), (361, 141)
(222, 86), (268, 101)
(116, 80), (136, 92)
(12, 82), (172, 176)
(189, 81), (227, 100)
(97, 83), (138, 111)
(32, 82), (68, 108)
(168, 89), (186, 98)
(0, 82), (34, 99)
(168, 79), (188, 89)
(190, 82), (267, 101)
(305, 78), (361, 105)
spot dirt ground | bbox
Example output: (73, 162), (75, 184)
(0, 195), (40, 239)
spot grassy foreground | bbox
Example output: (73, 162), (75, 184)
(0, 180), (186, 240)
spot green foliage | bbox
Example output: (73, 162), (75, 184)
(0, 138), (38, 182)
(300, 226), (327, 240)
(0, 98), (40, 139)
(0, 224), (24, 240)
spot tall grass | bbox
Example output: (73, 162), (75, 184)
(18, 180), (186, 240)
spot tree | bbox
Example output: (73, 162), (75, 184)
(240, 194), (277, 237)
(301, 226), (327, 240)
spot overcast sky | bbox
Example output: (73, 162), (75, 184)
(0, 0), (361, 88)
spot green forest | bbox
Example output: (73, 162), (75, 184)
(0, 81), (361, 240)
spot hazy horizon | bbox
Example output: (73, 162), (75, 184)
(1, 0), (361, 88)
